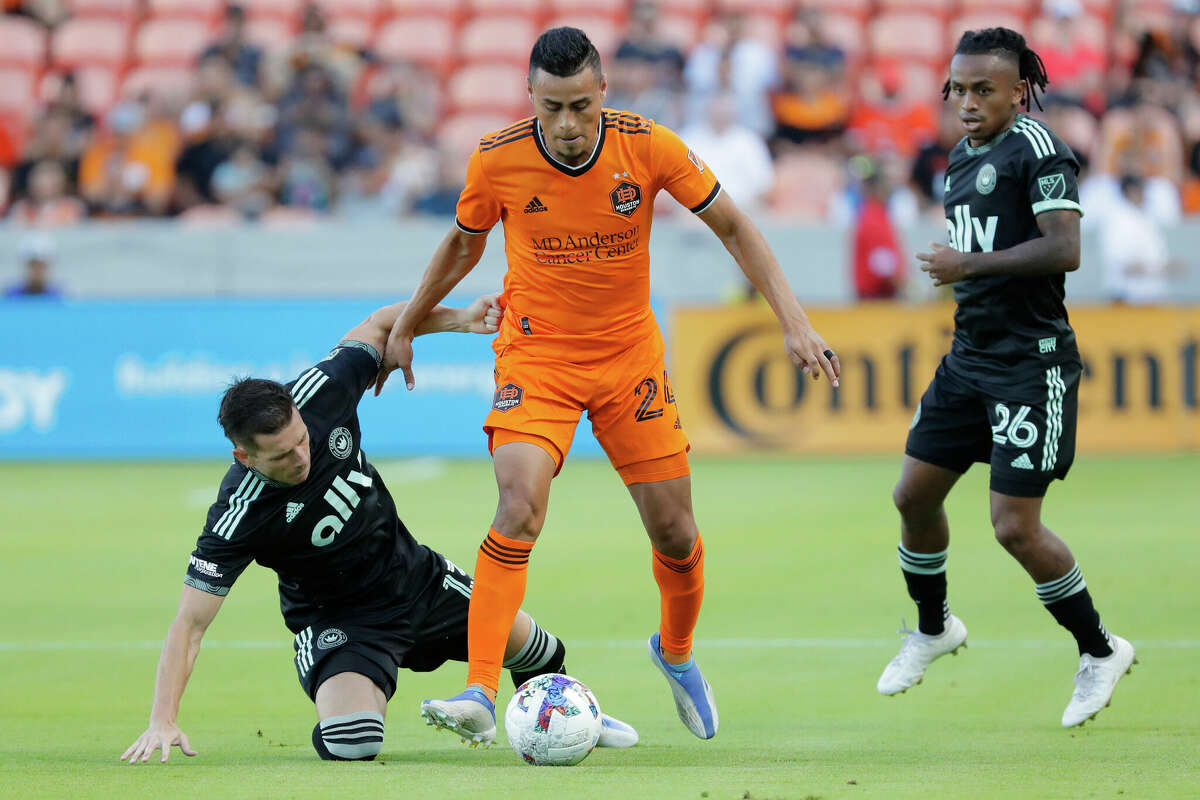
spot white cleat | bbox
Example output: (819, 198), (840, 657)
(1061, 634), (1136, 728)
(596, 713), (639, 748)
(877, 614), (968, 695)
(419, 689), (496, 748)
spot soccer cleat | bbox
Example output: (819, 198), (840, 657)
(877, 614), (968, 695)
(647, 633), (719, 739)
(1061, 634), (1136, 728)
(419, 688), (496, 748)
(595, 713), (639, 748)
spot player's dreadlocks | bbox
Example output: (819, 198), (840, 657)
(944, 27), (1050, 111)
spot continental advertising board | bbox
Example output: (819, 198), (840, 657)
(670, 304), (1199, 453)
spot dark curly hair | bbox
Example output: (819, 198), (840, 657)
(944, 27), (1050, 112)
(529, 26), (601, 79)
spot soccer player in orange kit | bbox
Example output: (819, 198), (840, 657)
(376, 27), (841, 746)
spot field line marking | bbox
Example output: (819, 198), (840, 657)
(2, 638), (1199, 652)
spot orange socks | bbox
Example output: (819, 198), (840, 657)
(466, 528), (533, 692)
(652, 535), (705, 657)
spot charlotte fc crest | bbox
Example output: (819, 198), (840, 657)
(975, 163), (997, 195)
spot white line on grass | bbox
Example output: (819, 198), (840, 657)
(2, 638), (1198, 652)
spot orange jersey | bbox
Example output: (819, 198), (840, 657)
(455, 110), (720, 357)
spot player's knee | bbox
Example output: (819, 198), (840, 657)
(646, 512), (696, 559)
(312, 712), (384, 761)
(494, 495), (545, 540)
(893, 481), (936, 521)
(991, 512), (1035, 553)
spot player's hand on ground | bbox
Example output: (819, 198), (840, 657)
(784, 326), (841, 387)
(375, 320), (416, 395)
(917, 242), (969, 286)
(462, 293), (503, 334)
(120, 721), (197, 764)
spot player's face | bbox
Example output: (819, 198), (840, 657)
(528, 66), (607, 166)
(238, 407), (312, 485)
(946, 53), (1025, 146)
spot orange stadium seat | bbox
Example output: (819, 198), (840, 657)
(40, 67), (119, 114)
(440, 111), (515, 160)
(466, 0), (544, 18)
(327, 17), (373, 49)
(1030, 13), (1107, 52)
(52, 18), (131, 69)
(869, 13), (945, 65)
(770, 150), (844, 219)
(240, 0), (301, 24)
(374, 16), (456, 72)
(817, 13), (866, 62)
(877, 0), (955, 17)
(134, 19), (214, 67)
(313, 0), (380, 21)
(146, 0), (224, 21)
(959, 0), (1036, 14)
(545, 0), (626, 20)
(0, 67), (36, 114)
(243, 17), (297, 51)
(447, 62), (529, 115)
(459, 16), (539, 63)
(948, 12), (1025, 46)
(546, 16), (621, 56)
(0, 17), (47, 69)
(120, 65), (194, 103)
(713, 0), (792, 16)
(68, 0), (141, 22)
(382, 0), (465, 20)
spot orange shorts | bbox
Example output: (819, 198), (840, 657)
(483, 335), (690, 484)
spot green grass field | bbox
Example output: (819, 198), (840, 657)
(2, 454), (1198, 799)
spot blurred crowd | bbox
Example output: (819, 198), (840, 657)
(1, 0), (1198, 284)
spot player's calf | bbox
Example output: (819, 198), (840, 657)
(311, 711), (384, 761)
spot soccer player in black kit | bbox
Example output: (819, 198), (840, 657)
(121, 296), (636, 764)
(876, 28), (1135, 727)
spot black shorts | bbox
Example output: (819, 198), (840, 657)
(291, 552), (473, 701)
(905, 354), (1079, 497)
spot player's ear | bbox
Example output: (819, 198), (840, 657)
(232, 446), (250, 467)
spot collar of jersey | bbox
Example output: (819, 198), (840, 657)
(962, 112), (1027, 156)
(246, 465), (291, 489)
(534, 117), (606, 176)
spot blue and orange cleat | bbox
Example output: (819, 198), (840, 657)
(419, 687), (496, 748)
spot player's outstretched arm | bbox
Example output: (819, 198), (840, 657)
(344, 294), (503, 357)
(917, 209), (1080, 286)
(120, 585), (224, 764)
(697, 191), (841, 387)
(377, 227), (490, 395)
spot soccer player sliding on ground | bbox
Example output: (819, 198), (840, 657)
(878, 27), (1135, 727)
(376, 27), (839, 746)
(120, 296), (636, 765)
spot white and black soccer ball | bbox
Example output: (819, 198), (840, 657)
(504, 673), (602, 766)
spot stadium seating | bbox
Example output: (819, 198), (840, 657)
(547, 15), (621, 55)
(39, 67), (119, 114)
(439, 110), (515, 160)
(120, 65), (194, 103)
(145, 0), (224, 21)
(374, 16), (456, 72)
(959, 0), (1036, 13)
(0, 16), (46, 69)
(948, 12), (1026, 47)
(458, 15), (539, 63)
(327, 17), (373, 49)
(243, 17), (296, 50)
(546, 0), (626, 20)
(655, 12), (701, 50)
(447, 62), (529, 115)
(869, 13), (946, 65)
(1029, 13), (1107, 52)
(68, 0), (141, 22)
(770, 150), (843, 219)
(0, 67), (36, 114)
(817, 13), (866, 62)
(313, 0), (380, 22)
(241, 0), (301, 24)
(383, 0), (465, 20)
(134, 18), (215, 68)
(51, 18), (131, 69)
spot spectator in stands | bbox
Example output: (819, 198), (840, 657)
(684, 10), (779, 138)
(681, 91), (773, 217)
(846, 62), (936, 160)
(608, 0), (686, 129)
(275, 63), (353, 169)
(849, 157), (905, 301)
(412, 145), (465, 218)
(4, 233), (62, 299)
(277, 125), (335, 212)
(43, 73), (97, 148)
(1084, 104), (1182, 227)
(202, 4), (263, 90)
(378, 132), (439, 216)
(771, 17), (850, 148)
(1101, 174), (1181, 304)
(174, 101), (237, 211)
(1037, 0), (1106, 114)
(212, 141), (273, 219)
(11, 111), (84, 204)
(8, 159), (85, 226)
(265, 2), (363, 100)
(78, 98), (180, 217)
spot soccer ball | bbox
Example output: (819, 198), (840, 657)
(504, 673), (602, 766)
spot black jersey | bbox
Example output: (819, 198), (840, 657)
(184, 341), (441, 633)
(942, 113), (1083, 376)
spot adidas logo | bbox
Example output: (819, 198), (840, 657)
(286, 502), (304, 523)
(523, 196), (548, 214)
(1010, 453), (1035, 470)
